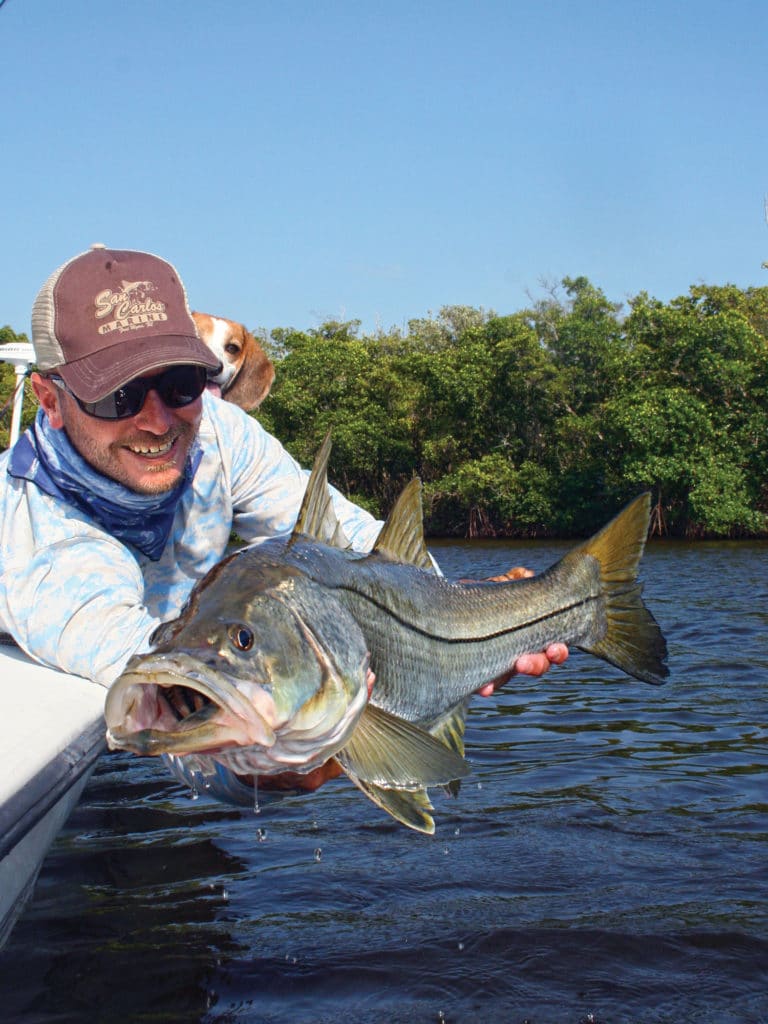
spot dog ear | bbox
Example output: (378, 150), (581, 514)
(224, 326), (276, 410)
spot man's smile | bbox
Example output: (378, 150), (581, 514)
(125, 437), (177, 457)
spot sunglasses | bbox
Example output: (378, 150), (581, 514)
(50, 365), (209, 420)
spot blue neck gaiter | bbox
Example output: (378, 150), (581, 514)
(8, 411), (202, 561)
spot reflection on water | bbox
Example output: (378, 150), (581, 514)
(1, 541), (767, 1023)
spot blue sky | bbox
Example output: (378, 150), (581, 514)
(2, 0), (767, 338)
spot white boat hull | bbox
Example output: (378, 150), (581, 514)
(0, 642), (105, 947)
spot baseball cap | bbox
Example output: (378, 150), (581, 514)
(31, 245), (221, 403)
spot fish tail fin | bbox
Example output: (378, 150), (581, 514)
(573, 492), (669, 685)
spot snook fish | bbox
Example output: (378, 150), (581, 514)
(105, 435), (668, 833)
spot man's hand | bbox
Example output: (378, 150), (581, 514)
(459, 564), (569, 695)
(256, 759), (344, 792)
(459, 565), (534, 583)
(475, 642), (569, 696)
(479, 566), (535, 582)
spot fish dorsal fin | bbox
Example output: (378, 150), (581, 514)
(372, 477), (433, 569)
(336, 703), (469, 791)
(345, 774), (437, 834)
(289, 431), (350, 549)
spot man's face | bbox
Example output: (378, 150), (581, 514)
(32, 370), (203, 495)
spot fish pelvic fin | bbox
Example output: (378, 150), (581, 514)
(424, 700), (469, 798)
(425, 700), (468, 759)
(572, 492), (669, 686)
(290, 431), (351, 549)
(372, 477), (435, 570)
(346, 700), (473, 827)
(345, 775), (437, 834)
(336, 703), (470, 791)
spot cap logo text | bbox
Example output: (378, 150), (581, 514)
(94, 280), (168, 335)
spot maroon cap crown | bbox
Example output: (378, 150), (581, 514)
(31, 246), (220, 403)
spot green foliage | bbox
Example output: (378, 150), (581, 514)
(606, 287), (768, 535)
(254, 282), (767, 538)
(5, 276), (768, 539)
(687, 457), (763, 537)
(424, 454), (555, 537)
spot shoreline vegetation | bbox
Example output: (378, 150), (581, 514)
(2, 276), (767, 539)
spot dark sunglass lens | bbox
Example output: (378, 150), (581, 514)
(111, 383), (144, 418)
(159, 367), (207, 408)
(76, 366), (207, 419)
(84, 383), (143, 419)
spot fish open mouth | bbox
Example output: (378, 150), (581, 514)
(105, 656), (277, 757)
(163, 684), (215, 723)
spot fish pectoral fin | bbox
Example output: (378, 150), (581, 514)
(345, 773), (436, 834)
(336, 704), (470, 790)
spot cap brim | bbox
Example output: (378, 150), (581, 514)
(56, 334), (222, 403)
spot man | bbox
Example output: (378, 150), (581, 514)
(0, 245), (566, 794)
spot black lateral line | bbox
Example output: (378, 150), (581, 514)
(332, 586), (597, 644)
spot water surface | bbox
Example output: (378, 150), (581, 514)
(1, 540), (766, 1023)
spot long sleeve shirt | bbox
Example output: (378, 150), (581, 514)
(0, 393), (382, 687)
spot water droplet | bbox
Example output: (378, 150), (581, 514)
(314, 847), (323, 862)
(454, 827), (461, 837)
(221, 887), (229, 902)
(457, 941), (464, 951)
(256, 827), (268, 842)
(252, 783), (260, 815)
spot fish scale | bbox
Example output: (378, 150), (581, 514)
(283, 542), (606, 723)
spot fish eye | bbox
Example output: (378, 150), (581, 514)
(229, 624), (254, 651)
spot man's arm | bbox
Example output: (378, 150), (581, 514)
(0, 529), (158, 686)
(208, 398), (383, 552)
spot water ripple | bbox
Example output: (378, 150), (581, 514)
(1, 540), (767, 1022)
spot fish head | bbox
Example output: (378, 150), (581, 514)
(105, 556), (371, 776)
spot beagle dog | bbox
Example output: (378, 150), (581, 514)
(192, 311), (275, 411)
